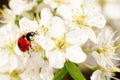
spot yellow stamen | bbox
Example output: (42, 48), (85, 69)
(53, 0), (70, 6)
(5, 42), (15, 55)
(41, 25), (48, 36)
(52, 34), (72, 52)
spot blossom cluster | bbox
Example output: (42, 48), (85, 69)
(0, 0), (120, 80)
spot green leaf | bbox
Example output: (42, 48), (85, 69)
(54, 65), (68, 80)
(15, 15), (23, 27)
(15, 18), (19, 27)
(65, 61), (86, 80)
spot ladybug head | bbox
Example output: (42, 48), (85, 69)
(26, 31), (38, 41)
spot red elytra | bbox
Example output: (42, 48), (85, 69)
(18, 35), (30, 52)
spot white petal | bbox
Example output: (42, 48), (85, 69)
(91, 70), (105, 80)
(92, 51), (114, 69)
(104, 3), (120, 19)
(9, 0), (25, 14)
(25, 53), (43, 69)
(40, 62), (54, 80)
(70, 0), (84, 11)
(20, 53), (43, 80)
(22, 54), (30, 64)
(66, 28), (88, 45)
(14, 43), (23, 56)
(97, 27), (114, 46)
(23, 1), (36, 11)
(9, 54), (18, 72)
(9, 0), (36, 15)
(0, 53), (9, 67)
(35, 35), (54, 51)
(57, 5), (73, 21)
(86, 11), (106, 28)
(19, 17), (38, 33)
(47, 51), (65, 69)
(41, 8), (52, 27)
(87, 29), (98, 44)
(49, 16), (65, 39)
(44, 0), (58, 9)
(66, 45), (87, 63)
(0, 74), (10, 80)
(92, 51), (106, 68)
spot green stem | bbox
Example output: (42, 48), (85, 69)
(82, 63), (95, 70)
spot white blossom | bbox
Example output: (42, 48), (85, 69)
(92, 27), (120, 69)
(35, 8), (87, 69)
(9, 0), (37, 15)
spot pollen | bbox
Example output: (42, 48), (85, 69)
(72, 4), (90, 28)
(6, 42), (15, 55)
(10, 70), (19, 76)
(41, 25), (48, 35)
(97, 43), (120, 57)
(52, 34), (72, 52)
(53, 0), (70, 5)
(73, 15), (86, 28)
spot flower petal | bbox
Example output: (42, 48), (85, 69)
(0, 74), (10, 80)
(9, 0), (36, 15)
(48, 16), (65, 39)
(35, 35), (55, 51)
(0, 53), (8, 67)
(47, 51), (65, 69)
(9, 0), (25, 14)
(19, 17), (38, 33)
(40, 62), (54, 80)
(66, 45), (87, 63)
(9, 54), (18, 72)
(86, 11), (106, 28)
(91, 70), (105, 80)
(14, 43), (23, 56)
(66, 27), (88, 45)
(87, 28), (98, 44)
(41, 8), (52, 27)
(57, 5), (73, 21)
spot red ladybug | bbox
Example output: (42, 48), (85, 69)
(18, 31), (37, 52)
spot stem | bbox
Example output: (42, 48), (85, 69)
(82, 48), (93, 54)
(82, 63), (102, 71)
(82, 63), (95, 70)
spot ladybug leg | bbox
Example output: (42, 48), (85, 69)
(27, 49), (30, 54)
(27, 49), (31, 58)
(30, 43), (32, 49)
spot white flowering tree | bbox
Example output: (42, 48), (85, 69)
(0, 0), (120, 80)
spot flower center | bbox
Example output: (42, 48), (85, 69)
(97, 43), (120, 57)
(4, 70), (23, 80)
(72, 4), (92, 29)
(10, 70), (19, 76)
(52, 34), (72, 52)
(6, 42), (15, 55)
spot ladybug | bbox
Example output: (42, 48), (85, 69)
(18, 31), (37, 52)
